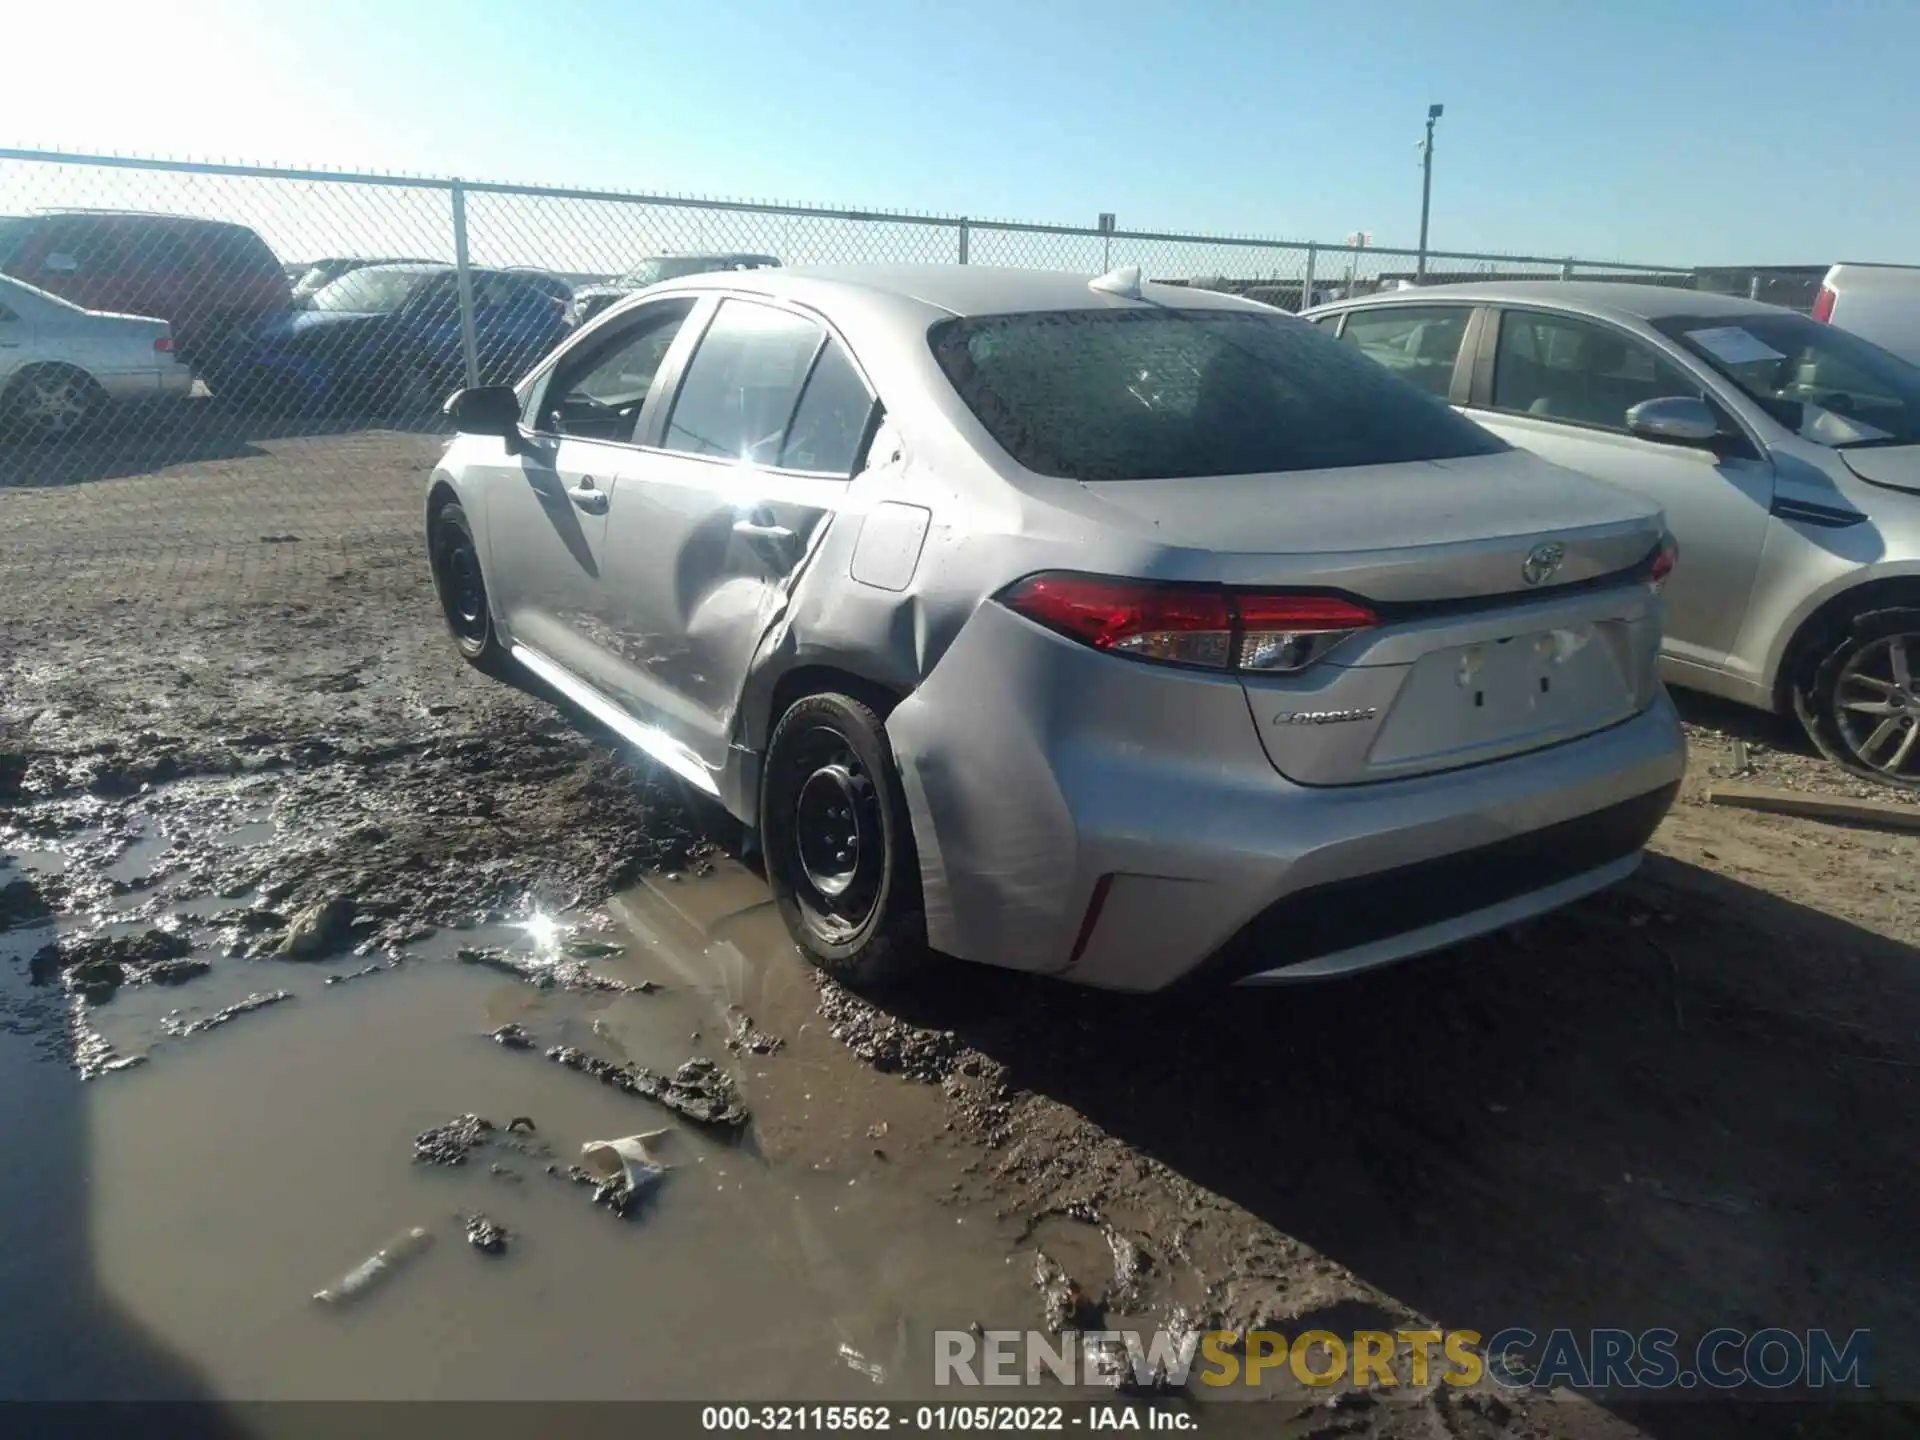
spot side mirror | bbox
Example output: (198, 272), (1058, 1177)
(1626, 395), (1722, 447)
(446, 385), (524, 453)
(42, 252), (79, 275)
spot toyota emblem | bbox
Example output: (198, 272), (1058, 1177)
(1523, 542), (1567, 587)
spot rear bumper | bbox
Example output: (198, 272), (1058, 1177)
(886, 602), (1686, 993)
(1203, 784), (1673, 986)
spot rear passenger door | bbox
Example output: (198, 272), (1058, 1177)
(598, 296), (880, 780)
(1464, 307), (1773, 670)
(1336, 305), (1474, 401)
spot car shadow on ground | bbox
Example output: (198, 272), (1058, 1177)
(0, 877), (247, 1425)
(0, 398), (450, 489)
(868, 853), (1918, 1431)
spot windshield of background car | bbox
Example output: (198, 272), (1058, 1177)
(1652, 311), (1920, 448)
(308, 267), (444, 313)
(928, 307), (1509, 480)
(618, 258), (717, 286)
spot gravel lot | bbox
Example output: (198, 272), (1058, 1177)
(2, 419), (1916, 1434)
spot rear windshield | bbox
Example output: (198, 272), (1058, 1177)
(1651, 310), (1920, 448)
(0, 216), (36, 267)
(310, 267), (445, 313)
(929, 307), (1507, 481)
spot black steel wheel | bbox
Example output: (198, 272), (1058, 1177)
(760, 691), (926, 987)
(429, 500), (507, 674)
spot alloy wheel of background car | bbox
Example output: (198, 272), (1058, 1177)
(4, 367), (98, 439)
(760, 691), (926, 987)
(1800, 607), (1920, 790)
(429, 501), (507, 673)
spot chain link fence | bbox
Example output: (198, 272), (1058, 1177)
(0, 148), (1697, 603)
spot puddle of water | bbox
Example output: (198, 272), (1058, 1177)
(213, 816), (277, 849)
(10, 850), (68, 876)
(65, 870), (1049, 1401)
(101, 828), (172, 886)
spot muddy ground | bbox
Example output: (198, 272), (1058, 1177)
(3, 424), (1917, 1436)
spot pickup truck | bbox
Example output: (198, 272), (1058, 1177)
(1815, 264), (1920, 364)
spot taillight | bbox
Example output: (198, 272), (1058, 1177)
(1812, 286), (1835, 323)
(999, 572), (1376, 673)
(153, 336), (174, 354)
(1648, 535), (1678, 594)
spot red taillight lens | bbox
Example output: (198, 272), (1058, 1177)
(999, 572), (1376, 673)
(153, 336), (174, 354)
(1812, 286), (1835, 323)
(1000, 573), (1235, 667)
(1648, 536), (1678, 593)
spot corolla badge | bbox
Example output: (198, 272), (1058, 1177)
(1272, 708), (1379, 726)
(1522, 541), (1567, 587)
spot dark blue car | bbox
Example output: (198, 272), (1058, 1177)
(239, 263), (569, 417)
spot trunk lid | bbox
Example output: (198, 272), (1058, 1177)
(1076, 448), (1661, 601)
(1081, 449), (1669, 786)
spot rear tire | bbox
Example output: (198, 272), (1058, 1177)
(1, 365), (102, 439)
(1795, 606), (1920, 789)
(429, 500), (508, 676)
(760, 691), (928, 988)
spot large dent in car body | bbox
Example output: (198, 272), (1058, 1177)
(883, 605), (1082, 972)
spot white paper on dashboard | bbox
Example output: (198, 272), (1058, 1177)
(1685, 326), (1788, 365)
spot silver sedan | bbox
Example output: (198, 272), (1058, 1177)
(426, 265), (1685, 991)
(1307, 282), (1920, 786)
(0, 274), (191, 437)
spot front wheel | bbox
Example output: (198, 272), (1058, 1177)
(1797, 606), (1920, 789)
(429, 500), (508, 675)
(760, 691), (928, 988)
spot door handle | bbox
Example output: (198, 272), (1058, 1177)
(733, 518), (795, 543)
(566, 477), (609, 515)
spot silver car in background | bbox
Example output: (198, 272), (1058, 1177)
(426, 265), (1684, 992)
(1308, 283), (1920, 787)
(0, 274), (190, 437)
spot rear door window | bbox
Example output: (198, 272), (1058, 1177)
(1492, 310), (1700, 431)
(1338, 306), (1470, 398)
(929, 307), (1506, 481)
(40, 218), (124, 275)
(663, 299), (825, 466)
(779, 339), (876, 474)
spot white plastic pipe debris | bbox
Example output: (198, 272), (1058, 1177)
(313, 1226), (433, 1305)
(580, 1130), (673, 1190)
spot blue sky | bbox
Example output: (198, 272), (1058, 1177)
(5, 0), (1916, 267)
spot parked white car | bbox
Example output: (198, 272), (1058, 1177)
(1816, 264), (1920, 366)
(1308, 282), (1920, 787)
(0, 273), (191, 437)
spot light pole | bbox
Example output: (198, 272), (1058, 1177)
(1417, 102), (1443, 283)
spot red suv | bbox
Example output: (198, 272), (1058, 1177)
(0, 211), (291, 390)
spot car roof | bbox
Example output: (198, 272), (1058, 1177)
(345, 262), (454, 277)
(30, 209), (258, 233)
(1317, 279), (1784, 324)
(649, 252), (780, 262)
(663, 263), (1274, 318)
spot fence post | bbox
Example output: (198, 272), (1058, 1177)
(958, 219), (969, 265)
(449, 180), (482, 391)
(1302, 242), (1317, 311)
(1560, 259), (1575, 281)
